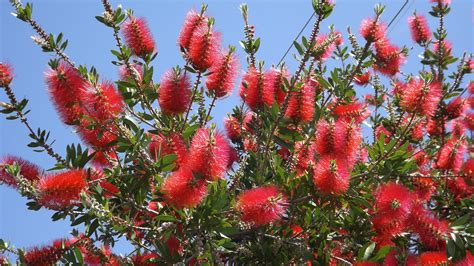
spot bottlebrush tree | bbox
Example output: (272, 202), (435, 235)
(0, 0), (473, 265)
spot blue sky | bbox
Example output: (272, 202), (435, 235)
(1, 0), (472, 256)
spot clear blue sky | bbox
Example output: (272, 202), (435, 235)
(1, 0), (472, 256)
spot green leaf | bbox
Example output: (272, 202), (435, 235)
(358, 242), (376, 261)
(293, 41), (305, 56)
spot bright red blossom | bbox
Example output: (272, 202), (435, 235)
(0, 63), (13, 87)
(313, 156), (350, 195)
(84, 81), (124, 122)
(158, 69), (192, 115)
(263, 67), (289, 106)
(149, 133), (187, 170)
(0, 155), (41, 187)
(354, 71), (371, 86)
(122, 16), (156, 57)
(374, 38), (405, 76)
(205, 49), (239, 97)
(313, 33), (336, 61)
(446, 96), (466, 119)
(333, 100), (370, 123)
(408, 14), (431, 44)
(375, 183), (414, 218)
(400, 79), (442, 117)
(433, 40), (452, 56)
(45, 62), (87, 125)
(118, 64), (143, 82)
(188, 25), (221, 71)
(240, 67), (266, 110)
(161, 169), (208, 209)
(188, 128), (231, 180)
(23, 238), (70, 266)
(37, 169), (87, 209)
(418, 251), (447, 266)
(178, 10), (207, 50)
(409, 204), (450, 249)
(224, 112), (253, 141)
(237, 185), (287, 226)
(284, 77), (316, 123)
(435, 137), (467, 173)
(77, 120), (119, 148)
(359, 18), (386, 42)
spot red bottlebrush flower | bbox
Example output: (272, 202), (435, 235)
(400, 79), (442, 117)
(313, 34), (336, 61)
(122, 16), (155, 57)
(375, 183), (414, 219)
(84, 81), (124, 122)
(188, 127), (231, 180)
(240, 67), (265, 110)
(468, 81), (474, 94)
(149, 133), (187, 170)
(161, 169), (208, 209)
(313, 156), (350, 195)
(463, 158), (474, 178)
(224, 112), (252, 141)
(158, 68), (192, 115)
(118, 64), (143, 82)
(446, 96), (466, 119)
(409, 204), (450, 249)
(77, 120), (118, 148)
(263, 67), (289, 106)
(392, 80), (406, 98)
(337, 120), (363, 166)
(464, 112), (474, 130)
(456, 252), (474, 266)
(410, 120), (426, 140)
(205, 49), (239, 98)
(236, 185), (287, 226)
(333, 31), (344, 46)
(131, 253), (159, 266)
(359, 18), (386, 42)
(178, 10), (207, 50)
(427, 117), (445, 136)
(37, 169), (87, 209)
(188, 24), (221, 71)
(447, 176), (472, 201)
(418, 251), (447, 266)
(451, 119), (466, 138)
(430, 0), (451, 5)
(408, 14), (432, 44)
(0, 155), (41, 187)
(80, 245), (119, 266)
(91, 149), (117, 168)
(89, 169), (119, 198)
(354, 71), (371, 86)
(413, 177), (436, 202)
(24, 239), (69, 266)
(372, 184), (414, 243)
(294, 141), (316, 176)
(284, 77), (316, 123)
(374, 38), (405, 76)
(435, 137), (467, 173)
(0, 63), (13, 87)
(45, 62), (87, 125)
(433, 40), (452, 56)
(224, 116), (240, 141)
(314, 119), (343, 156)
(333, 101), (370, 123)
(375, 125), (392, 143)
